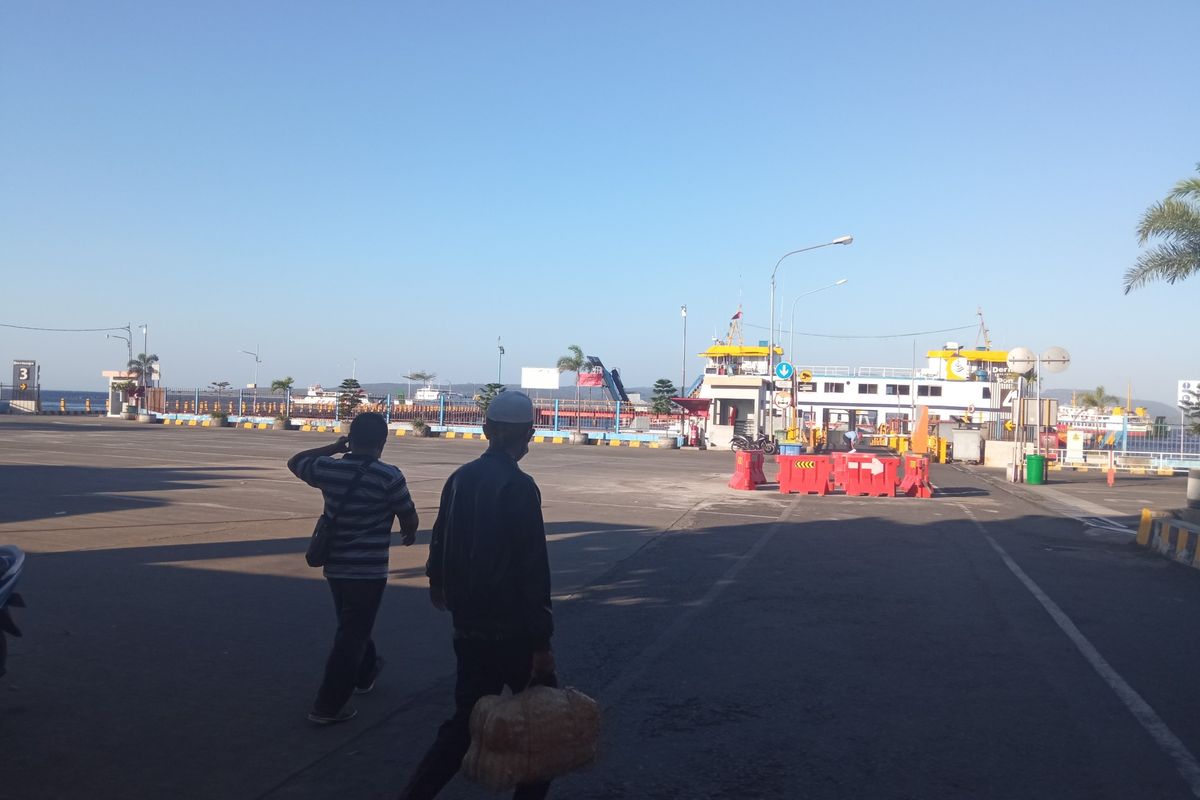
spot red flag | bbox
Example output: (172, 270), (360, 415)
(730, 310), (742, 320)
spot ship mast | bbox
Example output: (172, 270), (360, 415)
(975, 307), (992, 349)
(723, 306), (744, 347)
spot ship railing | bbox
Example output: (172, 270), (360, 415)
(855, 366), (917, 379)
(794, 365), (852, 377)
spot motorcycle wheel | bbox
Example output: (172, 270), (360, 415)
(762, 440), (779, 455)
(730, 439), (745, 451)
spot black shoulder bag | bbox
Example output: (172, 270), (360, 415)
(306, 459), (374, 568)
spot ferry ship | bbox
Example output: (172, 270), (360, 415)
(1056, 405), (1152, 441)
(412, 385), (470, 404)
(290, 385), (365, 406)
(691, 312), (1013, 448)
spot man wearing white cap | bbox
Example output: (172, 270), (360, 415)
(400, 390), (556, 800)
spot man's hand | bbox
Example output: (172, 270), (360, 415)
(333, 435), (350, 453)
(531, 649), (556, 679)
(429, 586), (447, 611)
(400, 526), (417, 546)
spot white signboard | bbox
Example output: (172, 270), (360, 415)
(1066, 430), (1086, 463)
(521, 367), (560, 391)
(1179, 380), (1200, 407)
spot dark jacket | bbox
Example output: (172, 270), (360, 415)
(426, 450), (553, 650)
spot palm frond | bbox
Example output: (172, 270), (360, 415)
(1123, 243), (1200, 294)
(1136, 198), (1200, 245)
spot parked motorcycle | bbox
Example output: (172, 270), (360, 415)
(729, 432), (779, 455)
(0, 545), (26, 678)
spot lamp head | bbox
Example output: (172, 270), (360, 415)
(831, 235), (854, 246)
(835, 278), (848, 286)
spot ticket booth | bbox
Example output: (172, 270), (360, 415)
(698, 375), (770, 449)
(101, 370), (137, 418)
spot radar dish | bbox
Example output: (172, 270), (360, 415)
(1041, 346), (1071, 374)
(1006, 346), (1036, 372)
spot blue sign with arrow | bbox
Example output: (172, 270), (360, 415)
(774, 361), (795, 380)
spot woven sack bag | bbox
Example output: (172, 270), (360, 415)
(462, 686), (601, 791)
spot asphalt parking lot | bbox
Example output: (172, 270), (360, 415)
(2, 416), (1198, 800)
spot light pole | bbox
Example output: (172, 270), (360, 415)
(680, 305), (688, 396)
(107, 331), (132, 411)
(497, 337), (505, 384)
(768, 236), (852, 431)
(107, 331), (131, 365)
(788, 279), (848, 358)
(240, 346), (261, 410)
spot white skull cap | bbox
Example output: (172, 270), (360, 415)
(486, 390), (534, 424)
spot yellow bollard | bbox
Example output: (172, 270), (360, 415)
(1136, 508), (1171, 547)
(85, 398), (92, 412)
(60, 398), (66, 412)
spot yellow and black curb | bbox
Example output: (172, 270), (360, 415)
(1137, 509), (1200, 569)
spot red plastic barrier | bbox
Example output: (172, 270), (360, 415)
(899, 454), (935, 498)
(778, 454), (832, 495)
(749, 451), (766, 485)
(729, 451), (759, 491)
(843, 454), (900, 497)
(829, 452), (849, 490)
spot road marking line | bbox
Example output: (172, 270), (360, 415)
(599, 495), (801, 708)
(962, 507), (1200, 797)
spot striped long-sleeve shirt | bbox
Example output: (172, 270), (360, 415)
(293, 453), (417, 579)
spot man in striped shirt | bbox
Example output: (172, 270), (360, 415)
(288, 412), (419, 725)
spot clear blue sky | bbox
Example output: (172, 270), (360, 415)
(2, 1), (1196, 401)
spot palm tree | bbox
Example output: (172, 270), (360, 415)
(1078, 385), (1117, 410)
(557, 345), (585, 430)
(270, 377), (294, 419)
(126, 352), (159, 412)
(403, 371), (436, 401)
(210, 381), (231, 408)
(1125, 164), (1200, 293)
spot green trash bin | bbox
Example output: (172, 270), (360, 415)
(1025, 454), (1047, 485)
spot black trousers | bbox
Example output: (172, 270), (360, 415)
(398, 638), (557, 800)
(313, 577), (386, 715)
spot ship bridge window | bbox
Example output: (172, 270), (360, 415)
(886, 384), (911, 396)
(823, 382), (845, 393)
(857, 383), (879, 394)
(917, 385), (943, 397)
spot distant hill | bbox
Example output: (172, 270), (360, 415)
(1043, 389), (1180, 420)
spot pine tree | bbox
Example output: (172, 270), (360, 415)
(338, 378), (364, 419)
(651, 378), (678, 414)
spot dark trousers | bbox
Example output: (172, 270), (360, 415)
(398, 638), (557, 800)
(313, 577), (386, 715)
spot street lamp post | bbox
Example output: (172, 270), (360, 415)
(135, 324), (150, 412)
(497, 338), (505, 384)
(240, 346), (261, 411)
(107, 331), (132, 412)
(788, 279), (849, 358)
(107, 331), (131, 365)
(680, 305), (688, 397)
(768, 236), (853, 432)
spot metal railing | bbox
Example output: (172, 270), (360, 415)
(1045, 447), (1200, 473)
(157, 388), (685, 433)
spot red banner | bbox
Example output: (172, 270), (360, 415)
(577, 371), (604, 387)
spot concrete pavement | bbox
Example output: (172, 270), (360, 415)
(1, 417), (1199, 799)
